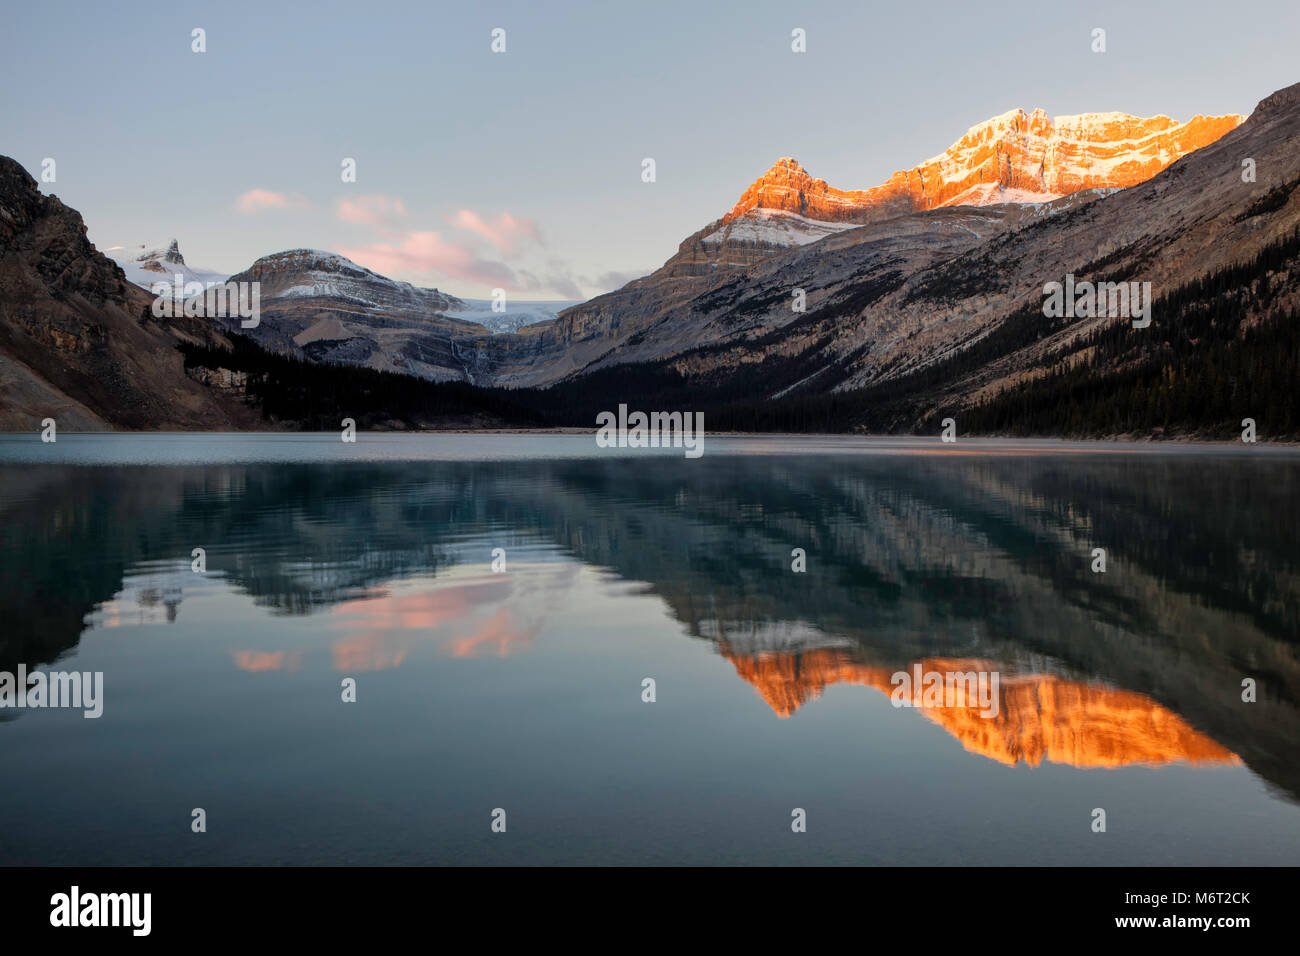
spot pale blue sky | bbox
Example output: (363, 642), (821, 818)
(3, 0), (1297, 298)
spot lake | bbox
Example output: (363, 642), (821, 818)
(1, 433), (1297, 865)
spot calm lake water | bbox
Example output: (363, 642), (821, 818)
(1, 433), (1298, 865)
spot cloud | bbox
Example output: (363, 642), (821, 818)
(450, 209), (542, 256)
(337, 194), (409, 226)
(544, 275), (584, 300)
(339, 207), (586, 298)
(339, 231), (519, 288)
(236, 189), (309, 214)
(516, 268), (584, 300)
(589, 269), (648, 292)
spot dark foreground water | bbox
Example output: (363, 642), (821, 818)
(0, 434), (1297, 865)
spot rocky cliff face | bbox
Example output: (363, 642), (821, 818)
(702, 112), (1232, 273)
(0, 158), (253, 430)
(0, 161), (134, 306)
(724, 156), (895, 224)
(454, 190), (1111, 388)
(720, 110), (1243, 229)
(683, 110), (1242, 265)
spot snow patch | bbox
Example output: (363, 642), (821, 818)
(703, 210), (854, 247)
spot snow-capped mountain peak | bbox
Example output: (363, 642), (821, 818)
(102, 238), (229, 291)
(706, 108), (1244, 249)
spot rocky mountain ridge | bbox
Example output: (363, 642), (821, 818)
(0, 158), (256, 430)
(215, 249), (484, 381)
(721, 110), (1243, 227)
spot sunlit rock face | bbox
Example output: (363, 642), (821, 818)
(915, 110), (1245, 205)
(720, 646), (1238, 769)
(721, 110), (1244, 228)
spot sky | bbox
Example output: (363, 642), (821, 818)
(3, 0), (1298, 300)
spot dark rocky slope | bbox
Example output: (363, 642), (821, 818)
(0, 157), (256, 430)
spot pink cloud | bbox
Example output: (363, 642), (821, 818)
(337, 194), (409, 226)
(451, 210), (542, 256)
(236, 189), (309, 214)
(339, 231), (518, 288)
(337, 207), (577, 295)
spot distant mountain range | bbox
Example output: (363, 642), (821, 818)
(105, 242), (574, 371)
(1, 86), (1296, 434)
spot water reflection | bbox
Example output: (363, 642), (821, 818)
(720, 647), (1239, 768)
(1, 452), (1297, 802)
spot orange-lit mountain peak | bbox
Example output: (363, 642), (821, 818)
(719, 109), (1245, 232)
(720, 157), (893, 226)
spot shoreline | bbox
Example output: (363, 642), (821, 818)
(1, 428), (1296, 445)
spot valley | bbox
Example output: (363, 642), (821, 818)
(2, 86), (1296, 437)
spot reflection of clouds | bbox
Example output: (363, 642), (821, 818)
(233, 649), (304, 673)
(445, 607), (537, 659)
(328, 579), (509, 672)
(331, 633), (409, 672)
(229, 561), (579, 674)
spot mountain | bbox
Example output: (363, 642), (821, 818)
(102, 238), (229, 297)
(218, 249), (487, 381)
(2, 87), (1289, 436)
(687, 83), (1298, 433)
(673, 109), (1243, 268)
(0, 158), (256, 431)
(722, 110), (1244, 226)
(173, 104), (1237, 395)
(498, 84), (1298, 440)
(0, 166), (553, 430)
(104, 238), (568, 367)
(452, 201), (1070, 388)
(451, 105), (1245, 389)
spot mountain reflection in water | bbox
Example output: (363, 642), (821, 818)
(1, 441), (1298, 864)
